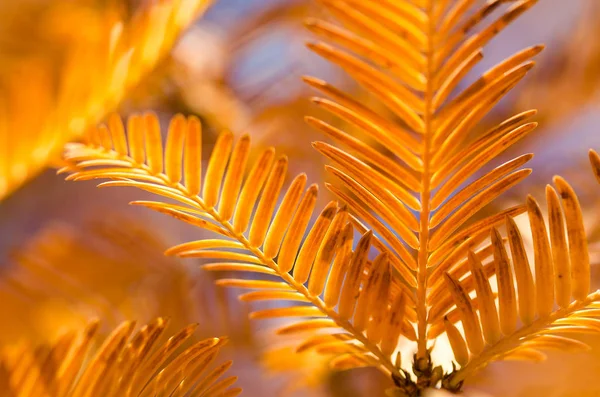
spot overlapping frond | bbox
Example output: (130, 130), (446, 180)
(0, 0), (211, 200)
(56, 0), (600, 393)
(0, 318), (240, 397)
(304, 0), (541, 379)
(439, 172), (600, 388)
(61, 113), (415, 379)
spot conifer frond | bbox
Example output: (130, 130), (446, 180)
(0, 0), (211, 200)
(0, 318), (241, 397)
(304, 0), (541, 377)
(61, 113), (414, 379)
(56, 1), (600, 393)
(438, 173), (600, 389)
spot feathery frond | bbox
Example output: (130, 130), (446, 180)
(440, 170), (600, 389)
(57, 0), (600, 394)
(61, 112), (412, 379)
(0, 318), (241, 397)
(304, 0), (541, 379)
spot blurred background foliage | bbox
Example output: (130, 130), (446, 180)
(0, 0), (600, 396)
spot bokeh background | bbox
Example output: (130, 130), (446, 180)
(1, 0), (600, 396)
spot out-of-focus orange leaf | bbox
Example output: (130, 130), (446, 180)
(0, 0), (212, 200)
(0, 217), (197, 345)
